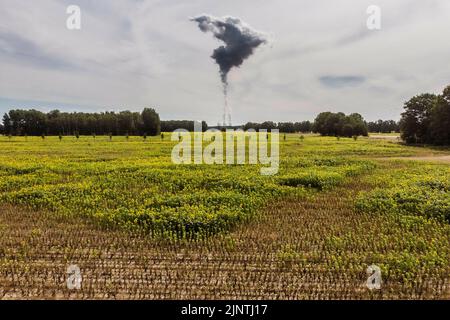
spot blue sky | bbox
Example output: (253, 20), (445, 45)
(1, 0), (450, 124)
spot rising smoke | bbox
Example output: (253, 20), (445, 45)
(191, 15), (267, 126)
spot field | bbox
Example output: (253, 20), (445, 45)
(0, 134), (449, 299)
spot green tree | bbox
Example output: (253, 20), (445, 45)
(141, 108), (161, 136)
(2, 113), (11, 134)
(400, 94), (437, 144)
(428, 89), (450, 145)
(313, 112), (367, 137)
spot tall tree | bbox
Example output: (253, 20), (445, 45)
(141, 108), (161, 136)
(428, 92), (450, 145)
(400, 94), (437, 143)
(2, 113), (11, 134)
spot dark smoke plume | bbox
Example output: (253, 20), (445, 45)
(191, 15), (267, 125)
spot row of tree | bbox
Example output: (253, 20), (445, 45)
(400, 85), (450, 145)
(1, 108), (161, 136)
(312, 112), (368, 137)
(161, 120), (208, 132)
(0, 108), (404, 139)
(367, 120), (400, 133)
(243, 121), (313, 133)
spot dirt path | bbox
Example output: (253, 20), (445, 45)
(382, 155), (450, 163)
(369, 135), (400, 141)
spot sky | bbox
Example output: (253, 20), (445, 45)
(1, 0), (449, 125)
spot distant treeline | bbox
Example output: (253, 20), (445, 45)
(367, 120), (400, 133)
(243, 118), (399, 136)
(0, 108), (402, 139)
(0, 108), (213, 136)
(161, 120), (208, 132)
(312, 112), (368, 137)
(0, 108), (162, 136)
(243, 121), (312, 133)
(400, 85), (450, 145)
